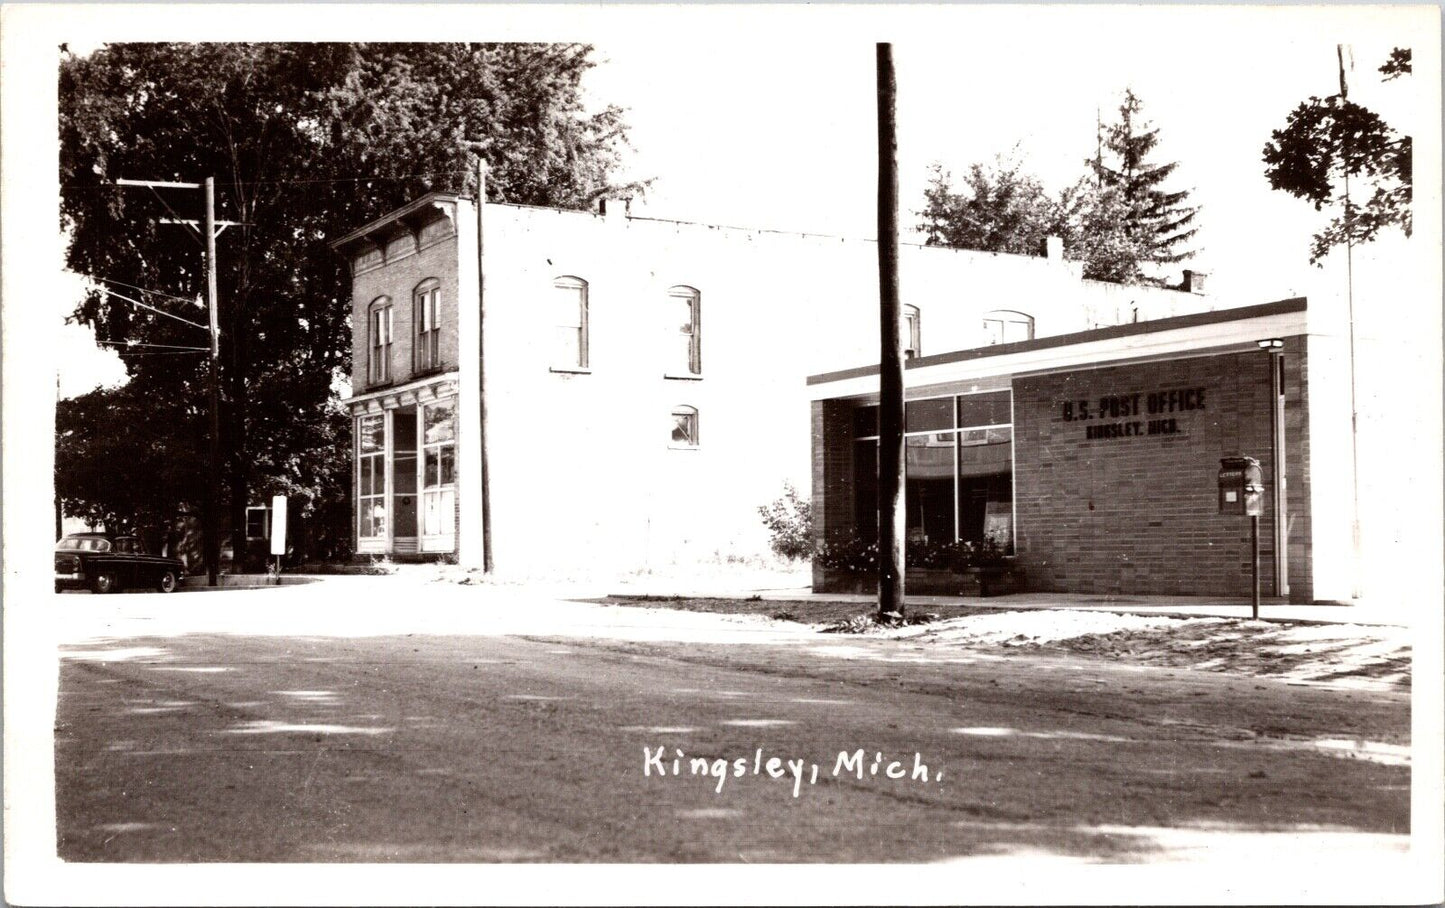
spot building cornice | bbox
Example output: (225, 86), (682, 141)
(344, 371), (460, 412)
(330, 192), (467, 258)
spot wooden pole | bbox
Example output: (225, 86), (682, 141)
(475, 158), (494, 573)
(203, 177), (221, 587)
(1269, 349), (1287, 597)
(876, 43), (905, 620)
(1251, 514), (1260, 620)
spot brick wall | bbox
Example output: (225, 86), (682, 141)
(1012, 340), (1310, 600)
(349, 223), (461, 394)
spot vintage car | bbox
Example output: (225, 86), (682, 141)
(54, 533), (186, 594)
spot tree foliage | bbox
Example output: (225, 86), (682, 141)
(1261, 48), (1412, 264)
(918, 91), (1197, 286)
(1089, 89), (1200, 280)
(757, 483), (813, 561)
(59, 43), (638, 561)
(919, 157), (1063, 257)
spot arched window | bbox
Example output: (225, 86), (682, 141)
(982, 309), (1034, 346)
(666, 285), (702, 376)
(413, 278), (441, 373)
(552, 276), (589, 370)
(670, 405), (699, 448)
(902, 304), (922, 359)
(368, 297), (393, 385)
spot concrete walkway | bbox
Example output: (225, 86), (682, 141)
(606, 578), (1415, 627)
(160, 563), (1414, 627)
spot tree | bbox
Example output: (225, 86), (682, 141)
(917, 157), (1154, 284)
(1057, 179), (1154, 285)
(1261, 48), (1412, 264)
(1088, 89), (1200, 283)
(918, 156), (1064, 257)
(59, 43), (639, 566)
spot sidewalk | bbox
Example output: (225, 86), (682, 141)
(608, 576), (1414, 627)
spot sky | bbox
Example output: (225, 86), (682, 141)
(24, 5), (1442, 397)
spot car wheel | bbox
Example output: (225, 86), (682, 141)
(157, 571), (178, 594)
(92, 572), (118, 594)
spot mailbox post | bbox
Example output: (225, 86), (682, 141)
(1219, 456), (1265, 618)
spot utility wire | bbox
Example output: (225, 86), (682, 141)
(115, 349), (208, 356)
(65, 168), (474, 193)
(100, 288), (210, 331)
(146, 184), (205, 249)
(97, 340), (209, 351)
(92, 276), (201, 308)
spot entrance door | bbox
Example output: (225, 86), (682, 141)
(393, 407), (418, 543)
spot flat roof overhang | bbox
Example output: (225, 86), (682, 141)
(807, 298), (1309, 401)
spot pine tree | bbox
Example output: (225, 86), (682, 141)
(1089, 90), (1200, 284)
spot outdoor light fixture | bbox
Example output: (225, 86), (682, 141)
(1257, 338), (1284, 351)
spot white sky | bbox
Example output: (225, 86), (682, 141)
(586, 9), (1428, 299)
(26, 5), (1442, 394)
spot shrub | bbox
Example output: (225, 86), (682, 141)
(757, 483), (814, 561)
(813, 534), (880, 573)
(815, 533), (1010, 574)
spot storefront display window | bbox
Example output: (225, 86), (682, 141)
(422, 400), (456, 542)
(358, 414), (386, 539)
(851, 390), (1014, 550)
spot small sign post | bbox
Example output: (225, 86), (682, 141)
(269, 495), (288, 580)
(1219, 457), (1265, 619)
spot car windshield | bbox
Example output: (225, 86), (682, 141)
(57, 537), (111, 552)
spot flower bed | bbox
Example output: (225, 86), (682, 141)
(813, 535), (1022, 597)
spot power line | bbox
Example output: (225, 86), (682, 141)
(114, 349), (208, 356)
(92, 276), (201, 308)
(97, 340), (209, 351)
(100, 288), (210, 331)
(65, 168), (473, 193)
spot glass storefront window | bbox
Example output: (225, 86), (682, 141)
(421, 399), (456, 539)
(358, 414), (386, 539)
(957, 391), (1011, 429)
(851, 391), (1014, 552)
(905, 398), (953, 433)
(853, 405), (879, 439)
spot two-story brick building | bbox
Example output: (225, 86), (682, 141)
(332, 191), (1232, 579)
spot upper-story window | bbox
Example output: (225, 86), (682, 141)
(982, 310), (1034, 346)
(552, 276), (589, 371)
(902, 305), (922, 359)
(667, 286), (702, 376)
(413, 279), (441, 373)
(368, 297), (393, 385)
(670, 405), (699, 448)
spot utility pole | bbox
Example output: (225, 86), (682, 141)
(115, 177), (235, 586)
(876, 43), (905, 621)
(475, 157), (494, 573)
(1337, 44), (1363, 599)
(202, 177), (222, 587)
